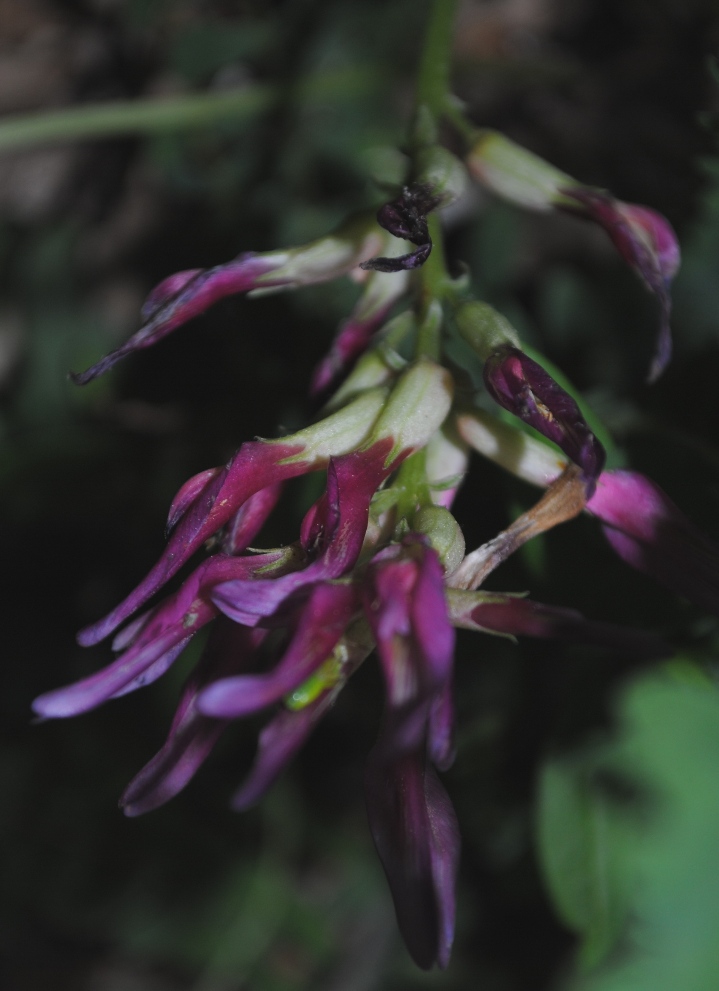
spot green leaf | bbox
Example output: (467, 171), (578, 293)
(537, 752), (632, 970)
(551, 670), (719, 991)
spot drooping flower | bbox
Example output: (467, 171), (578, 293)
(465, 129), (680, 380)
(76, 385), (391, 647)
(456, 407), (719, 615)
(71, 213), (386, 384)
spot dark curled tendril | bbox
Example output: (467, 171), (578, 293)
(361, 184), (442, 273)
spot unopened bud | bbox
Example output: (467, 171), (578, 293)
(412, 506), (466, 574)
(367, 358), (454, 462)
(466, 130), (576, 211)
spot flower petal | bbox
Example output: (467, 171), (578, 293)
(71, 253), (282, 384)
(561, 190), (679, 381)
(37, 553), (283, 717)
(121, 622), (266, 816)
(211, 439), (397, 623)
(364, 748), (459, 970)
(588, 470), (719, 615)
(198, 581), (358, 718)
(77, 388), (389, 647)
(310, 268), (409, 396)
(231, 619), (375, 809)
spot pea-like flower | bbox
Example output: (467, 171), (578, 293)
(36, 127), (701, 973)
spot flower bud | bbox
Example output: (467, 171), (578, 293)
(412, 506), (466, 574)
(250, 213), (384, 293)
(466, 130), (575, 211)
(425, 424), (469, 508)
(366, 358), (454, 462)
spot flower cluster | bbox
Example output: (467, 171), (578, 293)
(35, 124), (718, 970)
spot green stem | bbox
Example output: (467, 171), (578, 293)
(416, 0), (458, 121)
(0, 67), (377, 154)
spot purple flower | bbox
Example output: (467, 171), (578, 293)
(587, 470), (719, 616)
(310, 267), (410, 395)
(32, 548), (299, 719)
(362, 539), (459, 970)
(483, 345), (606, 494)
(76, 387), (390, 647)
(456, 408), (719, 616)
(71, 216), (384, 384)
(447, 589), (669, 659)
(121, 619), (267, 817)
(465, 131), (680, 381)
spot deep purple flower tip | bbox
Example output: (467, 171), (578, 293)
(483, 345), (605, 493)
(70, 253), (282, 384)
(120, 621), (265, 817)
(365, 751), (459, 969)
(561, 189), (680, 382)
(449, 591), (669, 659)
(587, 470), (719, 616)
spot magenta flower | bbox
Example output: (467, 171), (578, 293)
(361, 539), (459, 969)
(587, 470), (719, 616)
(310, 266), (410, 395)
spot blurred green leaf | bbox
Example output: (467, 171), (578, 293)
(537, 752), (632, 970)
(547, 669), (719, 991)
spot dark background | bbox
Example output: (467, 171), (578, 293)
(2, 1), (719, 988)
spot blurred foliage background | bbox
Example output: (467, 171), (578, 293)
(3, 0), (719, 988)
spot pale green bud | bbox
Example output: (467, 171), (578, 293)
(412, 505), (466, 574)
(466, 130), (577, 212)
(273, 386), (390, 465)
(250, 213), (384, 295)
(367, 358), (454, 462)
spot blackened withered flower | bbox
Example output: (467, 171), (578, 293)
(360, 183), (443, 273)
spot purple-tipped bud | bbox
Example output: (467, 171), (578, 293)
(483, 345), (605, 492)
(561, 189), (680, 381)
